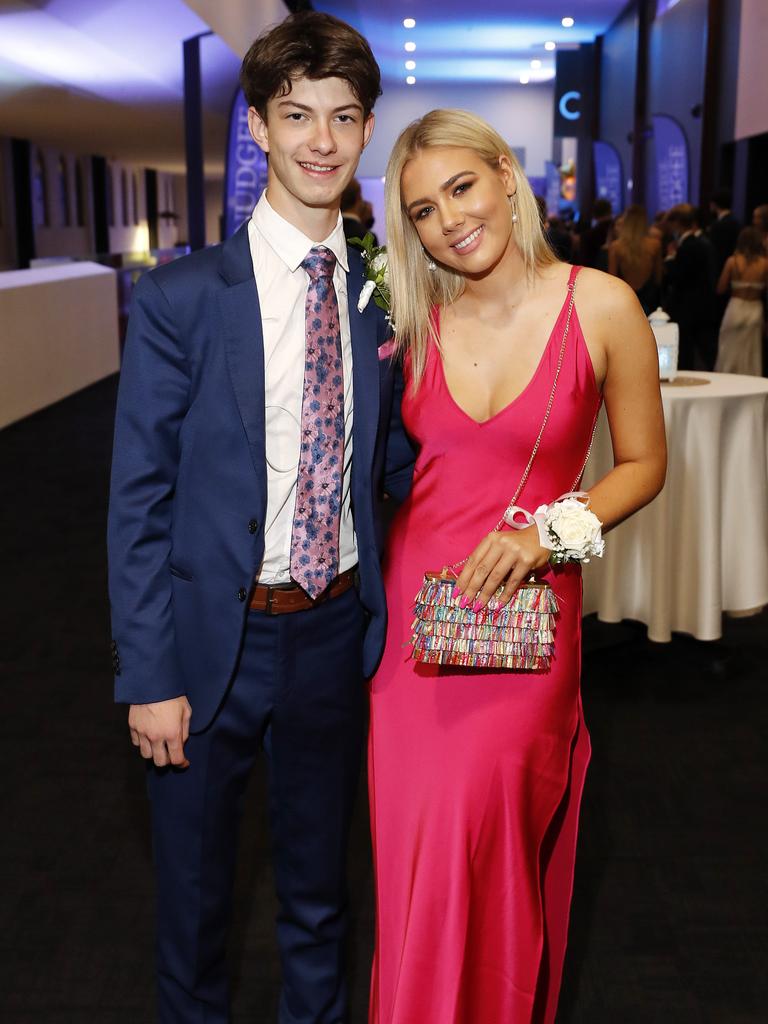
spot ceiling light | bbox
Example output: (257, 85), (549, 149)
(404, 41), (416, 52)
(405, 59), (416, 70)
(519, 74), (530, 84)
(531, 59), (542, 68)
(562, 17), (575, 28)
(406, 75), (416, 85)
(544, 41), (556, 50)
(403, 18), (416, 28)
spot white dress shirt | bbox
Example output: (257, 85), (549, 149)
(248, 193), (357, 584)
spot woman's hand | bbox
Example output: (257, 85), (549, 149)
(454, 525), (551, 611)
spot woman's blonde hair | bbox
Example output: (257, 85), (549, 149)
(384, 108), (556, 386)
(615, 203), (650, 277)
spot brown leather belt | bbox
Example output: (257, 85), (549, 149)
(250, 567), (357, 615)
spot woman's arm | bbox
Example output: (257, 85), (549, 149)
(717, 255), (733, 295)
(582, 275), (666, 533)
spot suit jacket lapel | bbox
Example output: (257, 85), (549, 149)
(347, 253), (379, 483)
(218, 223), (267, 492)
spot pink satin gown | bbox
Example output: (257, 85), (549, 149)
(369, 266), (602, 1023)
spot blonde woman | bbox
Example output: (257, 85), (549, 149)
(368, 110), (666, 1024)
(608, 203), (662, 313)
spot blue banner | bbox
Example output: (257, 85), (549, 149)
(651, 114), (689, 214)
(223, 89), (268, 239)
(593, 141), (623, 216)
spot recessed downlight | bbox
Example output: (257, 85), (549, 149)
(562, 17), (575, 28)
(406, 75), (416, 85)
(544, 41), (556, 51)
(404, 41), (416, 52)
(405, 59), (416, 70)
(519, 74), (530, 84)
(531, 59), (542, 68)
(403, 18), (416, 28)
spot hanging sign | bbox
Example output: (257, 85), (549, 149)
(651, 114), (689, 213)
(223, 89), (268, 238)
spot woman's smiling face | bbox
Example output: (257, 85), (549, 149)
(401, 146), (517, 275)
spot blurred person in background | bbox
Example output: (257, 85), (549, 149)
(360, 198), (379, 245)
(341, 176), (367, 240)
(708, 188), (741, 276)
(752, 204), (768, 253)
(535, 194), (574, 263)
(663, 204), (718, 368)
(714, 226), (767, 375)
(578, 197), (613, 270)
(608, 204), (662, 314)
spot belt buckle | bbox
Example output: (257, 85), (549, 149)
(265, 587), (275, 615)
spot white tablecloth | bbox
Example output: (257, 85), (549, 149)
(0, 262), (119, 429)
(582, 372), (768, 641)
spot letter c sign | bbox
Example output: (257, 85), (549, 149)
(559, 90), (581, 121)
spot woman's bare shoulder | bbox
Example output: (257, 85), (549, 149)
(574, 266), (638, 314)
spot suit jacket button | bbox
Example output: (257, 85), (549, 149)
(248, 519), (259, 534)
(237, 587), (247, 602)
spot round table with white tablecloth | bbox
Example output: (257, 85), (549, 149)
(582, 371), (768, 641)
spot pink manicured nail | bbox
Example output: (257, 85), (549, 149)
(452, 586), (460, 600)
(459, 595), (471, 609)
(472, 600), (483, 613)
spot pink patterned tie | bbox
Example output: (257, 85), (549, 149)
(290, 246), (345, 599)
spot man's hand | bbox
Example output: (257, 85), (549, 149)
(128, 696), (192, 768)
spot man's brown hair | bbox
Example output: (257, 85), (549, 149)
(240, 11), (382, 120)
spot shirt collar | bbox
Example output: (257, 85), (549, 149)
(252, 192), (349, 274)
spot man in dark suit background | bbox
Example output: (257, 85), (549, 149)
(578, 197), (613, 270)
(107, 13), (413, 1023)
(341, 177), (367, 240)
(664, 204), (718, 369)
(708, 188), (741, 276)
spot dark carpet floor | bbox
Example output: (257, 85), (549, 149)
(1, 376), (766, 1023)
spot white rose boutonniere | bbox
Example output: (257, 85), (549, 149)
(537, 495), (605, 565)
(349, 232), (392, 317)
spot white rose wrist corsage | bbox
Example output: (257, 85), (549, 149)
(504, 491), (604, 566)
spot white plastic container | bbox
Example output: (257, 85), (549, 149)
(648, 307), (679, 381)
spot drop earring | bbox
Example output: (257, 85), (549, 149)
(423, 249), (437, 272)
(509, 192), (519, 224)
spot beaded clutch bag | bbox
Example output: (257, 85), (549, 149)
(409, 273), (593, 673)
(411, 571), (557, 670)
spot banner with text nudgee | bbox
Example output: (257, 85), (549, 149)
(224, 90), (268, 239)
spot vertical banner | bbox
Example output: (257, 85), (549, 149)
(223, 89), (268, 239)
(593, 141), (623, 215)
(651, 114), (689, 212)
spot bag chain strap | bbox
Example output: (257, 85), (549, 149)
(451, 272), (595, 574)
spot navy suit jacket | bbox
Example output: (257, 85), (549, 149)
(108, 222), (414, 731)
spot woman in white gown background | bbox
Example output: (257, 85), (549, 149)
(714, 226), (767, 376)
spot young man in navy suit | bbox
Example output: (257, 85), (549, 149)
(107, 13), (413, 1022)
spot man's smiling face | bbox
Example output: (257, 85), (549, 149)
(249, 76), (374, 233)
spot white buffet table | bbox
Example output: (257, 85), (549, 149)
(0, 262), (119, 428)
(582, 371), (768, 641)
